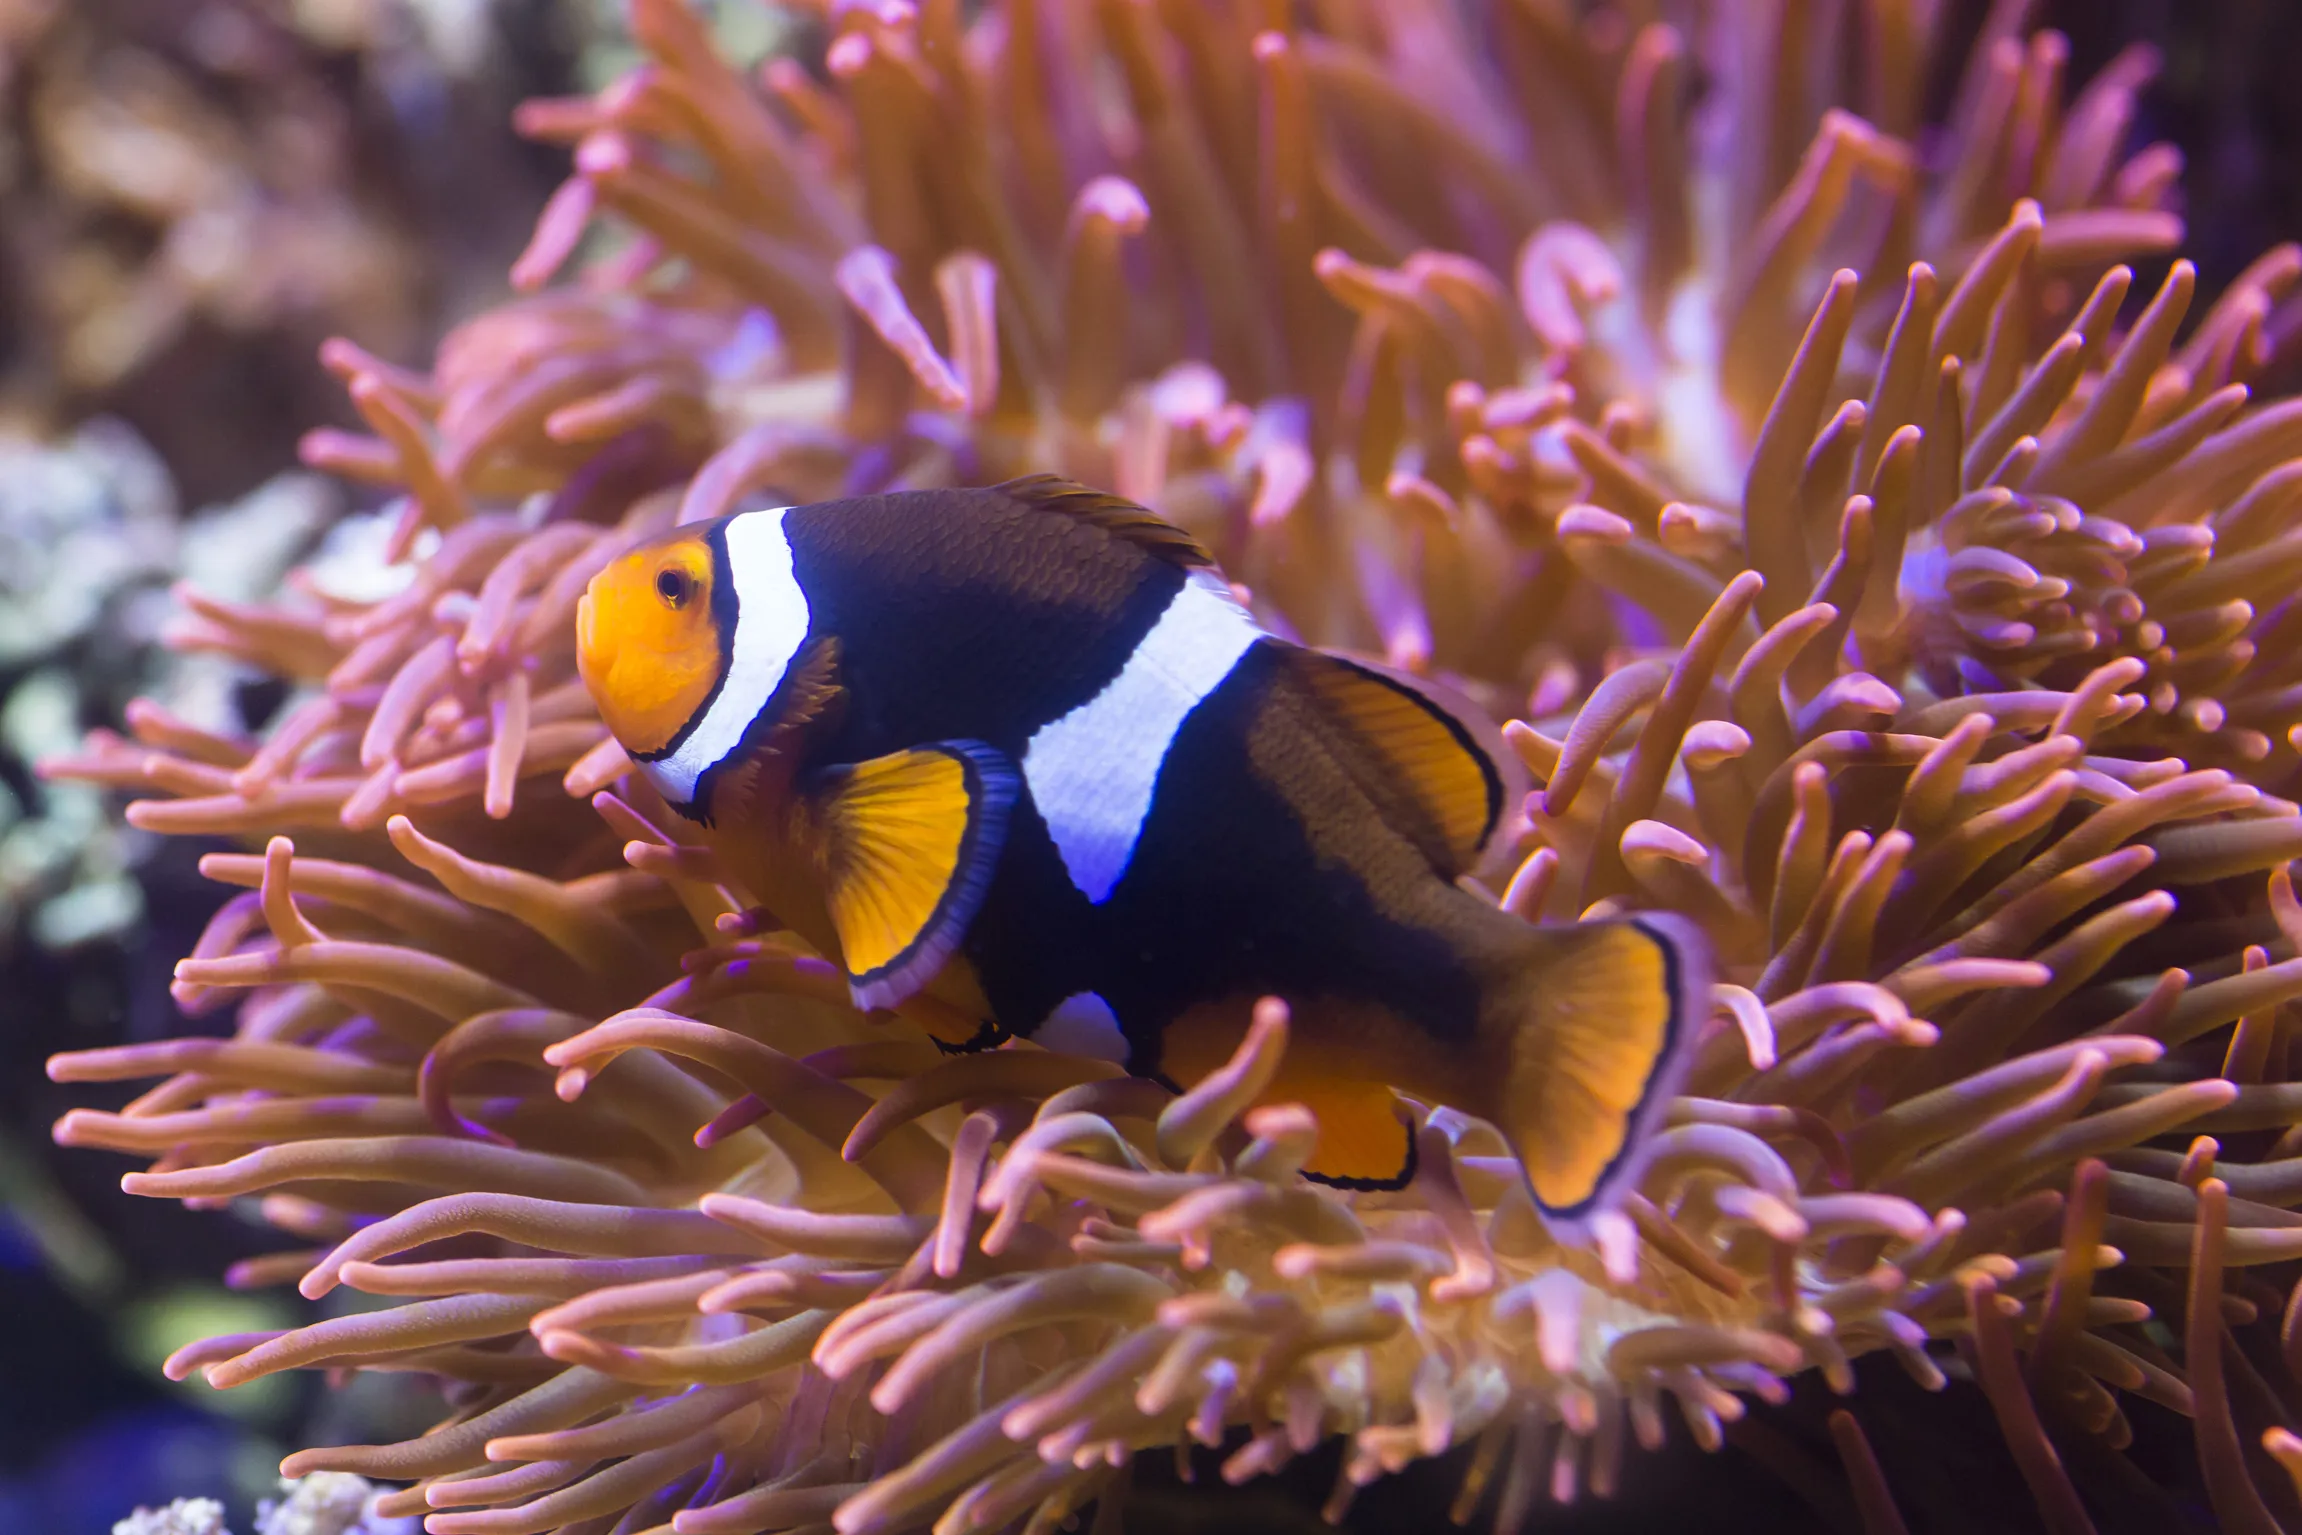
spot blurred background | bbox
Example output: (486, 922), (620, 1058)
(0, 3), (2297, 1532)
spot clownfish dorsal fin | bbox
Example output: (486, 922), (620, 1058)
(806, 740), (1017, 1012)
(1286, 650), (1527, 878)
(993, 474), (1216, 569)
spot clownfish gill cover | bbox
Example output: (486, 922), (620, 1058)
(35, 2), (2302, 1534)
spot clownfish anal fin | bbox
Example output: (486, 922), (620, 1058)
(1292, 1080), (1419, 1191)
(1158, 996), (1419, 1190)
(1481, 916), (1706, 1233)
(1289, 650), (1521, 877)
(994, 474), (1216, 569)
(807, 740), (1017, 1013)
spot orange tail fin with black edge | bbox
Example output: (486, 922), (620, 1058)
(1473, 914), (1709, 1233)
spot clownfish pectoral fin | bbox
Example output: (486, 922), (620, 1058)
(807, 741), (1018, 1013)
(1286, 650), (1526, 879)
(1478, 915), (1708, 1233)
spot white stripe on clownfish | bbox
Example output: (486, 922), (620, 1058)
(1022, 569), (1264, 903)
(1033, 991), (1132, 1063)
(640, 506), (807, 808)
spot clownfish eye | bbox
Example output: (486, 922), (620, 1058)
(655, 567), (696, 608)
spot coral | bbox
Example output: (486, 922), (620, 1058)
(46, 1), (2302, 1533)
(0, 423), (341, 954)
(257, 1471), (416, 1535)
(116, 1499), (231, 1535)
(0, 418), (175, 950)
(111, 1475), (416, 1535)
(0, 418), (177, 669)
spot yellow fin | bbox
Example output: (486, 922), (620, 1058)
(1157, 995), (1417, 1189)
(1294, 651), (1523, 876)
(995, 474), (1216, 568)
(898, 960), (1008, 1053)
(809, 741), (1016, 1011)
(1487, 916), (1705, 1226)
(1288, 1074), (1417, 1189)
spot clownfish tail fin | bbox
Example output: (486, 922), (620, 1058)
(1471, 913), (1710, 1233)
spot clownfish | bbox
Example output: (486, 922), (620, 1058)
(576, 476), (1707, 1224)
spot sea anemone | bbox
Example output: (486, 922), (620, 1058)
(45, 1), (2302, 1532)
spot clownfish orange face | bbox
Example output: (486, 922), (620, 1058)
(577, 507), (817, 814)
(577, 527), (725, 760)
